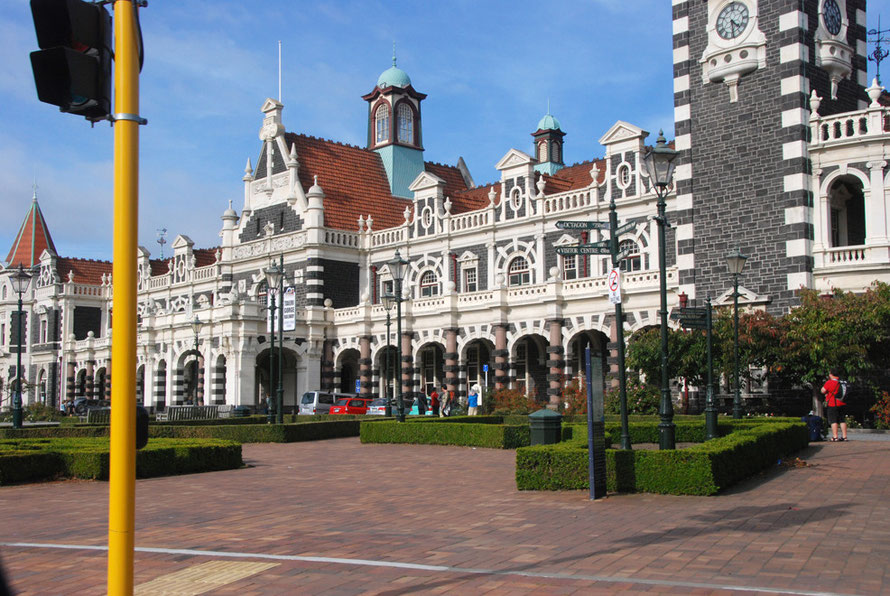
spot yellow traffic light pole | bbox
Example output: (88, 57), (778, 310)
(107, 1), (139, 593)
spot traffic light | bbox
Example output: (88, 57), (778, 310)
(29, 0), (112, 120)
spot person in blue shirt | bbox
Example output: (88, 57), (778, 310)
(468, 384), (480, 416)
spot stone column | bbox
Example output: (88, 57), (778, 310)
(212, 357), (227, 405)
(444, 328), (459, 399)
(546, 318), (564, 409)
(154, 365), (166, 408)
(105, 366), (112, 401)
(197, 355), (205, 404)
(493, 324), (508, 390)
(359, 335), (372, 395)
(321, 340), (335, 392)
(401, 331), (413, 397)
(66, 360), (75, 402)
(86, 360), (95, 400)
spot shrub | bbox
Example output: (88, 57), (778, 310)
(516, 419), (808, 495)
(870, 391), (890, 429)
(561, 378), (587, 416)
(604, 380), (660, 416)
(361, 418), (529, 449)
(488, 387), (541, 415)
(0, 437), (241, 484)
(2, 419), (362, 443)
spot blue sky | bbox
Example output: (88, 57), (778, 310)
(1, 0), (889, 261)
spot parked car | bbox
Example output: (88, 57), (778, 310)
(299, 391), (357, 415)
(73, 398), (110, 415)
(366, 398), (388, 416)
(329, 397), (374, 415)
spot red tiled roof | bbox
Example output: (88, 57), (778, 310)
(146, 248), (218, 277)
(424, 161), (471, 200)
(451, 182), (500, 214)
(56, 257), (112, 285)
(194, 248), (219, 267)
(538, 159), (606, 194)
(6, 198), (57, 268)
(286, 133), (408, 231)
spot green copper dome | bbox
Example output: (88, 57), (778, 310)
(537, 113), (562, 131)
(377, 66), (411, 89)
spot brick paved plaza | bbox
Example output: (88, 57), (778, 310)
(2, 436), (889, 595)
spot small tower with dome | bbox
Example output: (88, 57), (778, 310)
(532, 111), (565, 175)
(362, 47), (426, 198)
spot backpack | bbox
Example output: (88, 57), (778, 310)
(837, 380), (849, 403)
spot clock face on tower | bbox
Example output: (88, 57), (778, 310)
(823, 0), (842, 36)
(716, 2), (750, 40)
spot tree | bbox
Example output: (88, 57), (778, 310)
(777, 282), (890, 414)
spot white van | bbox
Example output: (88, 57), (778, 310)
(299, 391), (358, 415)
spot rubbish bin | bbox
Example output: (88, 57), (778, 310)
(529, 408), (562, 445)
(801, 414), (823, 442)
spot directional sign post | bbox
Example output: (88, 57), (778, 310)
(556, 245), (612, 256)
(556, 220), (610, 230)
(555, 206), (641, 450)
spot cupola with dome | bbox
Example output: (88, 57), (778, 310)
(532, 110), (566, 175)
(362, 47), (427, 198)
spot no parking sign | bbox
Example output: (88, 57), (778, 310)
(608, 267), (621, 304)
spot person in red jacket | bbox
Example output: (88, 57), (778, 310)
(821, 368), (848, 442)
(429, 387), (440, 417)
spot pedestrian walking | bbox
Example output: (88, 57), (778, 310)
(429, 387), (440, 417)
(821, 368), (848, 441)
(468, 384), (480, 415)
(441, 384), (452, 417)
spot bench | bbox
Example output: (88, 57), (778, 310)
(155, 405), (220, 422)
(86, 407), (111, 424)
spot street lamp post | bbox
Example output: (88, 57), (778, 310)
(642, 130), (679, 450)
(10, 265), (32, 429)
(265, 263), (283, 424)
(389, 250), (409, 422)
(191, 315), (201, 406)
(726, 248), (749, 420)
(382, 293), (396, 417)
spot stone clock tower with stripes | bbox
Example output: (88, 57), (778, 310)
(672, 0), (867, 313)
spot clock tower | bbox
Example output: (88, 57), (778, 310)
(672, 0), (867, 313)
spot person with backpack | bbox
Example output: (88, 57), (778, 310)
(821, 368), (848, 441)
(429, 387), (440, 417)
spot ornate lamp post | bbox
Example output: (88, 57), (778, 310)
(10, 265), (32, 429)
(265, 263), (283, 424)
(389, 250), (409, 422)
(191, 315), (202, 406)
(725, 248), (749, 420)
(382, 292), (396, 417)
(642, 130), (679, 450)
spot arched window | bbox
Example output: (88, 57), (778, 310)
(619, 239), (642, 272)
(397, 103), (414, 144)
(538, 140), (548, 162)
(375, 103), (390, 144)
(551, 142), (560, 163)
(508, 256), (530, 286)
(420, 270), (439, 297)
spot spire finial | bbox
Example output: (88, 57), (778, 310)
(32, 167), (38, 201)
(392, 41), (397, 67)
(547, 97), (550, 115)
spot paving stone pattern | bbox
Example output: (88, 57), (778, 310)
(2, 437), (889, 595)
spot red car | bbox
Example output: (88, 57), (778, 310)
(329, 397), (373, 415)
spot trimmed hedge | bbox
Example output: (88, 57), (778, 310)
(0, 437), (242, 485)
(149, 419), (361, 443)
(0, 419), (362, 443)
(516, 420), (808, 495)
(361, 418), (529, 448)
